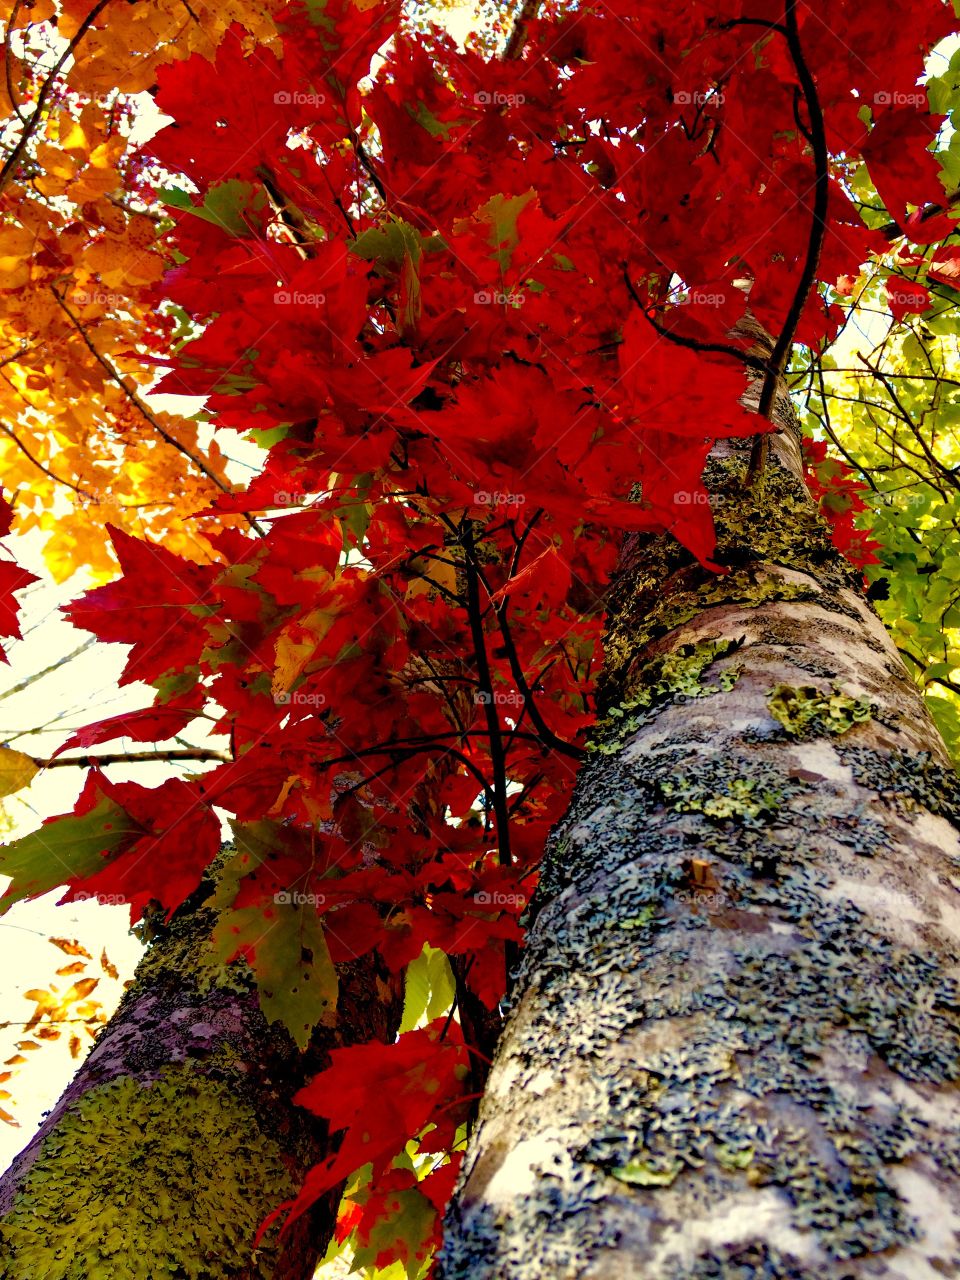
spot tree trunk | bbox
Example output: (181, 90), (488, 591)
(0, 867), (400, 1280)
(439, 384), (960, 1276)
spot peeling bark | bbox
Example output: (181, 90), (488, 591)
(440, 367), (960, 1277)
(0, 864), (401, 1280)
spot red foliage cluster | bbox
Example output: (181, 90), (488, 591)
(802, 438), (882, 572)
(4, 0), (953, 1262)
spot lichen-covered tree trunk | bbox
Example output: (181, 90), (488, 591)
(0, 871), (400, 1280)
(440, 394), (960, 1276)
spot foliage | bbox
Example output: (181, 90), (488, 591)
(0, 935), (121, 1127)
(1, 0), (959, 1273)
(0, 0), (280, 582)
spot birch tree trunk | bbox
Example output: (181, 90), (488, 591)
(0, 867), (400, 1280)
(439, 373), (960, 1278)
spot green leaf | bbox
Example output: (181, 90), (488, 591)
(404, 100), (471, 139)
(928, 693), (960, 762)
(160, 180), (265, 237)
(454, 190), (537, 272)
(351, 220), (440, 336)
(213, 899), (338, 1049)
(399, 944), (456, 1033)
(348, 1184), (437, 1280)
(352, 219), (427, 270)
(0, 794), (140, 911)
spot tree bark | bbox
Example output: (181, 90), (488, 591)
(0, 865), (401, 1280)
(439, 377), (960, 1277)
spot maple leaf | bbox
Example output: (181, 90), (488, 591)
(861, 108), (948, 235)
(0, 557), (39, 658)
(285, 1023), (469, 1226)
(885, 276), (932, 323)
(63, 526), (218, 685)
(51, 706), (201, 756)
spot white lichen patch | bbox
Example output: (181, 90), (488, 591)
(885, 1162), (960, 1279)
(823, 876), (927, 937)
(645, 1185), (828, 1273)
(786, 739), (853, 786)
(480, 1131), (569, 1208)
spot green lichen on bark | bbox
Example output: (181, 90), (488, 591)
(589, 637), (744, 754)
(599, 458), (859, 704)
(0, 1069), (299, 1280)
(840, 745), (960, 823)
(767, 683), (873, 738)
(133, 848), (252, 997)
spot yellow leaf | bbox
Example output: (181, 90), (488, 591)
(35, 142), (78, 181)
(0, 747), (38, 798)
(49, 938), (92, 958)
(272, 606), (336, 701)
(66, 977), (100, 1002)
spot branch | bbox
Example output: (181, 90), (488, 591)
(37, 748), (230, 769)
(745, 0), (829, 484)
(503, 0), (541, 60)
(0, 405), (96, 499)
(622, 268), (771, 374)
(3, 2), (28, 127)
(0, 638), (95, 702)
(51, 289), (265, 536)
(462, 525), (514, 867)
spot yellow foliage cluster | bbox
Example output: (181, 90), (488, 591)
(0, 0), (282, 581)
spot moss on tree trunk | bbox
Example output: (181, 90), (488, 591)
(0, 866), (400, 1280)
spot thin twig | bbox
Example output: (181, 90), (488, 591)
(51, 288), (265, 536)
(622, 268), (771, 374)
